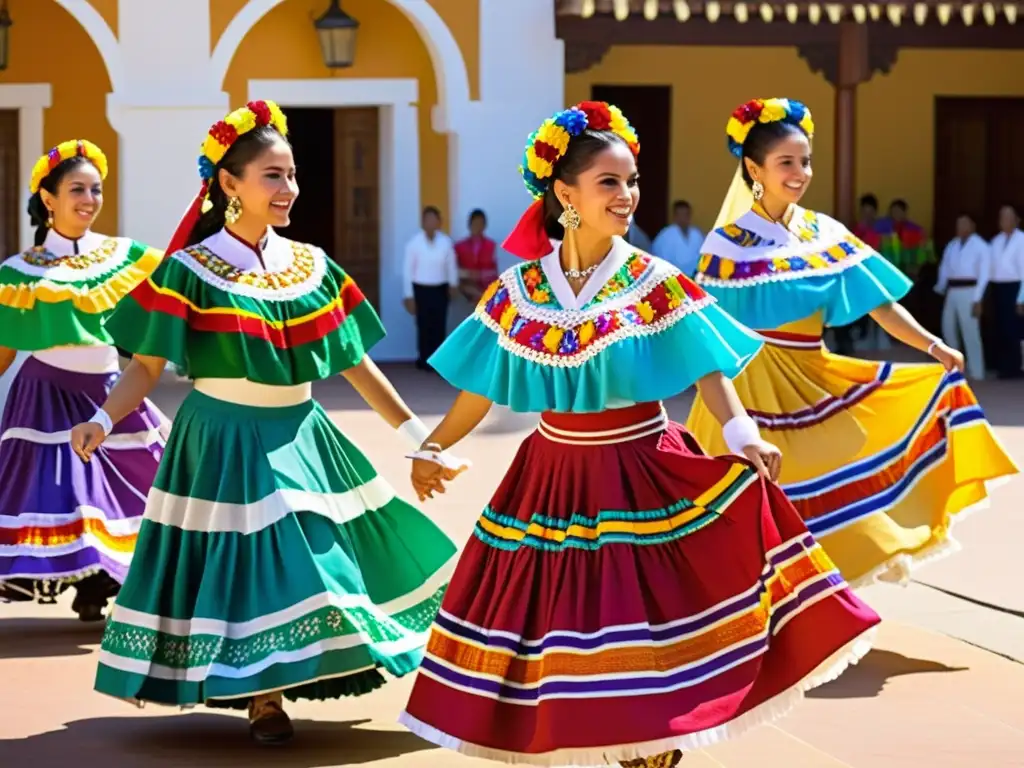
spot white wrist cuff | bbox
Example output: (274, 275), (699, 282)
(723, 415), (760, 454)
(397, 417), (431, 450)
(89, 408), (114, 437)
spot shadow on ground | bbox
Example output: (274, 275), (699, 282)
(0, 615), (103, 660)
(807, 649), (968, 699)
(0, 714), (435, 767)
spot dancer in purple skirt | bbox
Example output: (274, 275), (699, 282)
(0, 140), (166, 621)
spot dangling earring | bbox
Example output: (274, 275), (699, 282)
(751, 180), (765, 202)
(225, 196), (242, 225)
(46, 209), (54, 229)
(558, 202), (581, 231)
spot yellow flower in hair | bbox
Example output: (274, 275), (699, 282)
(608, 106), (629, 133)
(799, 111), (815, 138)
(526, 148), (554, 179)
(267, 101), (289, 136)
(203, 134), (229, 164)
(726, 117), (750, 145)
(225, 108), (257, 135)
(759, 99), (787, 123)
(534, 120), (571, 155)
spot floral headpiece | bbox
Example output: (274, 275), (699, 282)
(30, 140), (108, 194)
(726, 98), (814, 159)
(521, 101), (640, 200)
(504, 101), (640, 261)
(197, 100), (288, 212)
(164, 100), (289, 256)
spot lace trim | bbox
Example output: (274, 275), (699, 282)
(170, 241), (327, 301)
(4, 238), (130, 281)
(501, 257), (683, 326)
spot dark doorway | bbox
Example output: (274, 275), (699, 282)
(934, 97), (1024, 245)
(591, 85), (671, 241)
(278, 106), (381, 310)
(0, 111), (19, 257)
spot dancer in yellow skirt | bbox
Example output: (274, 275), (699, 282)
(686, 98), (1018, 587)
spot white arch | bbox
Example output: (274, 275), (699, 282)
(51, 0), (124, 91)
(210, 0), (471, 130)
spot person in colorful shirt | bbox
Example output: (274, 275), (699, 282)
(398, 101), (879, 768)
(69, 101), (458, 744)
(454, 208), (499, 304)
(875, 199), (935, 277)
(0, 140), (166, 622)
(687, 97), (1018, 591)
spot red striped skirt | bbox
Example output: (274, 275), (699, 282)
(401, 402), (879, 765)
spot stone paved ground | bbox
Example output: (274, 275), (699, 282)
(2, 358), (1023, 767)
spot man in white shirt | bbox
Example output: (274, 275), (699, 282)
(652, 200), (703, 277)
(403, 206), (458, 370)
(935, 213), (990, 380)
(989, 205), (1024, 379)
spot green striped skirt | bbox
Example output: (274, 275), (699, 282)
(94, 390), (456, 707)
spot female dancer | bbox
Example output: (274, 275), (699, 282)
(70, 101), (457, 743)
(0, 140), (165, 621)
(398, 101), (879, 767)
(687, 98), (1017, 588)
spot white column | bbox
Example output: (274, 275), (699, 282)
(374, 101), (421, 361)
(448, 0), (564, 272)
(106, 98), (229, 248)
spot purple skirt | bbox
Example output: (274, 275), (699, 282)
(0, 356), (164, 592)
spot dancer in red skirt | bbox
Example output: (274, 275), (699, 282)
(399, 102), (880, 767)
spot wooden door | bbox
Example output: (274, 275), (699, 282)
(0, 111), (19, 257)
(590, 85), (671, 241)
(934, 97), (1024, 245)
(333, 107), (380, 310)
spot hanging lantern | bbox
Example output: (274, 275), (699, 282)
(314, 0), (359, 68)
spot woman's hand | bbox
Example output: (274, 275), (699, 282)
(70, 422), (106, 462)
(930, 341), (965, 373)
(741, 440), (782, 482)
(412, 458), (449, 502)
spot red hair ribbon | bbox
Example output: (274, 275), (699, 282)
(164, 180), (209, 256)
(502, 199), (554, 261)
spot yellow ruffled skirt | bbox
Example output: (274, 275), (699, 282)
(686, 314), (1018, 587)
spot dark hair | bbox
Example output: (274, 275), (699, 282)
(859, 194), (878, 210)
(1000, 203), (1019, 216)
(468, 208), (486, 224)
(739, 121), (806, 188)
(185, 125), (289, 247)
(27, 156), (97, 247)
(542, 130), (629, 239)
(422, 205), (441, 220)
(672, 200), (691, 212)
(957, 211), (975, 223)
(889, 199), (908, 213)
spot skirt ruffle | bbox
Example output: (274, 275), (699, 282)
(686, 328), (1019, 587)
(0, 355), (164, 600)
(94, 389), (457, 707)
(401, 402), (878, 764)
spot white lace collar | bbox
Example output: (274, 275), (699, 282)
(42, 228), (107, 256)
(200, 227), (293, 273)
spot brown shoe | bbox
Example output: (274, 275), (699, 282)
(621, 750), (683, 768)
(248, 697), (294, 745)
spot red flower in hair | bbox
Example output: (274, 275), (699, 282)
(732, 100), (763, 124)
(209, 121), (239, 145)
(577, 101), (613, 131)
(533, 141), (561, 164)
(248, 100), (272, 125)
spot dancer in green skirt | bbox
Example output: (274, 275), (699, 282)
(70, 100), (460, 744)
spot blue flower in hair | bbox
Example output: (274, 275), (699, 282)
(554, 107), (588, 137)
(197, 155), (216, 181)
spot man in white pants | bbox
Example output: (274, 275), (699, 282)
(935, 214), (990, 380)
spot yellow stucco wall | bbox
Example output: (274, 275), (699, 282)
(567, 44), (1024, 235)
(0, 0), (117, 237)
(215, 0), (482, 224)
(858, 49), (1024, 233)
(566, 46), (834, 233)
